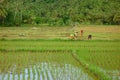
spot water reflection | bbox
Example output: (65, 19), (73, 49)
(0, 62), (93, 80)
(100, 68), (120, 80)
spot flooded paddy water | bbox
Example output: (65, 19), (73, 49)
(0, 62), (94, 80)
(100, 68), (120, 80)
(0, 51), (94, 80)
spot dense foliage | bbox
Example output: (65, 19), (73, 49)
(0, 0), (120, 26)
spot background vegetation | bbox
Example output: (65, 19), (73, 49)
(0, 0), (120, 26)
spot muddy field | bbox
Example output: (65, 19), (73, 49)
(0, 25), (120, 40)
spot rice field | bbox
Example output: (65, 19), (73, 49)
(0, 26), (120, 80)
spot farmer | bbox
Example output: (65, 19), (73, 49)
(80, 30), (84, 36)
(88, 34), (92, 40)
(70, 33), (75, 40)
(74, 31), (78, 40)
(69, 31), (78, 40)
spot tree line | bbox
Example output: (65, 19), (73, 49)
(0, 0), (120, 26)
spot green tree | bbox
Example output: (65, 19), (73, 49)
(1, 0), (120, 26)
(0, 0), (7, 24)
